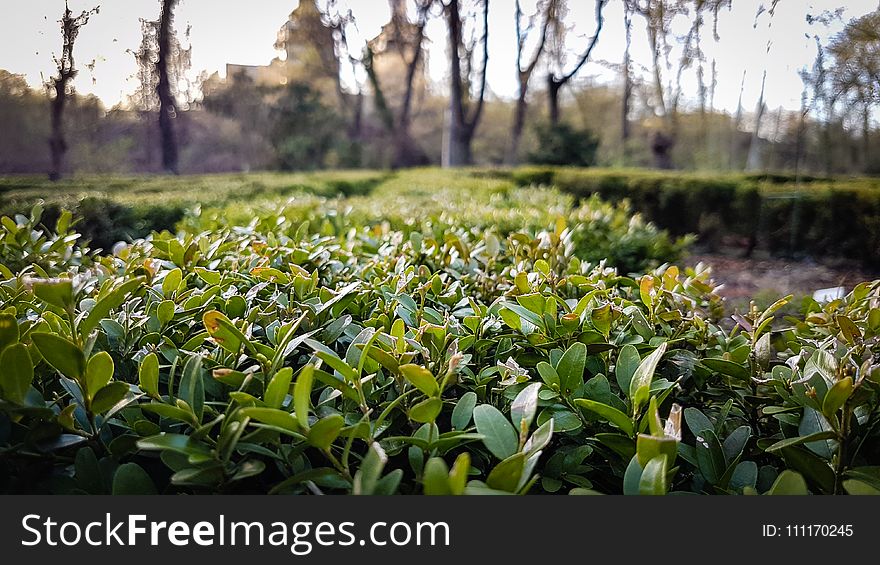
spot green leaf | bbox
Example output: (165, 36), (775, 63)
(137, 433), (212, 457)
(90, 382), (130, 414)
(722, 426), (751, 464)
(422, 457), (452, 495)
(516, 293), (545, 315)
(203, 310), (245, 354)
(178, 355), (205, 422)
(511, 382), (541, 430)
(473, 404), (518, 460)
(683, 407), (713, 436)
(408, 397), (443, 423)
(557, 342), (587, 392)
(822, 376), (853, 419)
(694, 428), (726, 485)
(315, 350), (358, 383)
(85, 351), (114, 401)
(629, 342), (667, 413)
(536, 361), (559, 388)
(138, 353), (160, 398)
(765, 431), (838, 452)
(636, 433), (677, 468)
(354, 442), (387, 495)
(486, 452), (526, 492)
(264, 367), (293, 410)
(0, 343), (33, 404)
(615, 345), (640, 397)
(451, 391), (477, 430)
(623, 456), (643, 495)
(777, 445), (835, 494)
(141, 403), (196, 425)
(448, 452), (470, 495)
(766, 470), (809, 495)
(843, 479), (880, 495)
(399, 364), (439, 396)
(294, 364), (314, 429)
(157, 300), (175, 325)
(0, 313), (20, 351)
(112, 463), (158, 495)
(31, 278), (74, 310)
(162, 268), (183, 296)
(32, 332), (85, 379)
(523, 418), (554, 457)
(239, 407), (302, 435)
(701, 358), (750, 381)
(81, 278), (144, 337)
(575, 398), (634, 436)
(308, 414), (345, 449)
(638, 455), (668, 495)
(591, 303), (612, 337)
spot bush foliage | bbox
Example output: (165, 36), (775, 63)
(1, 187), (879, 495)
(504, 167), (880, 264)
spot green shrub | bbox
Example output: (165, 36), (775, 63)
(499, 167), (880, 264)
(528, 123), (599, 167)
(1, 206), (879, 495)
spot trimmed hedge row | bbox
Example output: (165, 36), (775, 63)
(497, 167), (880, 266)
(0, 171), (387, 250)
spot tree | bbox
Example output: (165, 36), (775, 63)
(47, 2), (99, 181)
(632, 0), (729, 169)
(621, 0), (635, 157)
(506, 0), (558, 164)
(270, 82), (343, 170)
(157, 0), (180, 174)
(745, 1), (780, 172)
(443, 0), (489, 167)
(545, 0), (609, 126)
(828, 9), (880, 172)
(363, 0), (433, 168)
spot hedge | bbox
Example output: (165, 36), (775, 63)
(499, 167), (880, 266)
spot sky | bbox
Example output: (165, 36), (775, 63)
(1, 0), (877, 114)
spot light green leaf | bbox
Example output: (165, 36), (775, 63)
(264, 367), (293, 410)
(473, 404), (518, 460)
(629, 342), (667, 413)
(32, 332), (85, 379)
(0, 343), (33, 404)
(294, 364), (314, 429)
(399, 363), (439, 396)
(575, 398), (634, 436)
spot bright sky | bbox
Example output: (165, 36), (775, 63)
(1, 0), (877, 113)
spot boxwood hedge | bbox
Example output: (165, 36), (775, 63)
(502, 167), (880, 264)
(0, 187), (879, 495)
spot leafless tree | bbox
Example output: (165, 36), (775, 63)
(157, 0), (180, 174)
(506, 0), (558, 164)
(47, 2), (99, 181)
(545, 0), (608, 126)
(443, 0), (489, 167)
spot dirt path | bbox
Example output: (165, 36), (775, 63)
(686, 253), (878, 307)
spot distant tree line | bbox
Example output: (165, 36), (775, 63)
(1, 0), (879, 177)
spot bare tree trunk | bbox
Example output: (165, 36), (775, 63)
(506, 0), (555, 165)
(546, 0), (608, 126)
(48, 78), (68, 181)
(157, 0), (179, 174)
(621, 3), (633, 160)
(746, 70), (767, 171)
(863, 101), (871, 173)
(508, 93), (528, 164)
(47, 3), (98, 181)
(547, 76), (562, 126)
(794, 90), (808, 180)
(730, 69), (746, 169)
(444, 0), (489, 167)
